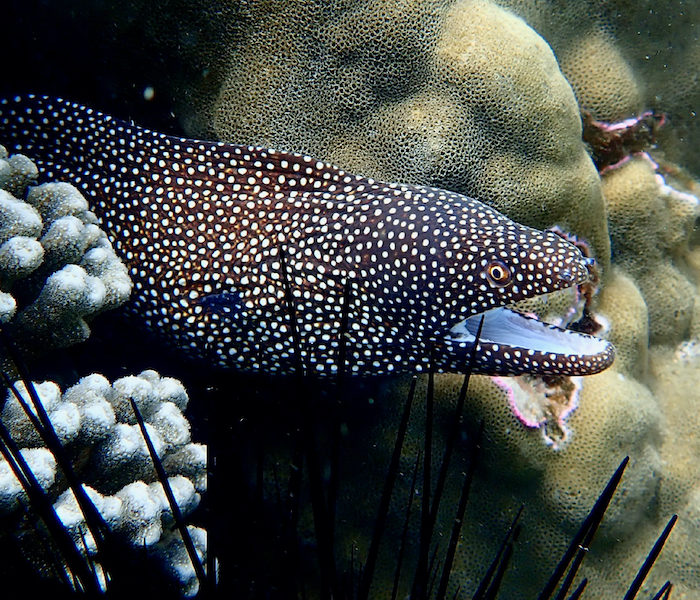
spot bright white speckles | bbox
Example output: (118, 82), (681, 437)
(0, 94), (611, 377)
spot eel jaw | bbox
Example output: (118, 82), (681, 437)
(446, 307), (615, 376)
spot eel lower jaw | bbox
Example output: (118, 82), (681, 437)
(446, 306), (615, 376)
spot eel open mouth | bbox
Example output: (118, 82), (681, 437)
(446, 306), (614, 376)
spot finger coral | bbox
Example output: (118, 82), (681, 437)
(0, 147), (132, 355)
(0, 370), (207, 596)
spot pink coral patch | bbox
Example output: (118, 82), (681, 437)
(492, 374), (582, 449)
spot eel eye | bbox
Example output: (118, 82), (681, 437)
(486, 260), (513, 287)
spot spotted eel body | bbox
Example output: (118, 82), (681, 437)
(0, 95), (613, 376)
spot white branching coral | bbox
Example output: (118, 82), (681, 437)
(0, 370), (207, 596)
(157, 525), (207, 597)
(0, 145), (132, 351)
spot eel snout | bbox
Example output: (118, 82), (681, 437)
(443, 238), (614, 377)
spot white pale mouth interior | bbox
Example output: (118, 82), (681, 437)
(448, 307), (609, 356)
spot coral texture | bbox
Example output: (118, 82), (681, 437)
(0, 146), (132, 353)
(164, 0), (611, 268)
(0, 370), (207, 596)
(496, 0), (700, 174)
(146, 0), (695, 597)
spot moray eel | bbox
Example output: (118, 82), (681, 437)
(0, 95), (614, 376)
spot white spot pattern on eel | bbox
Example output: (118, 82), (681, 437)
(0, 95), (614, 376)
